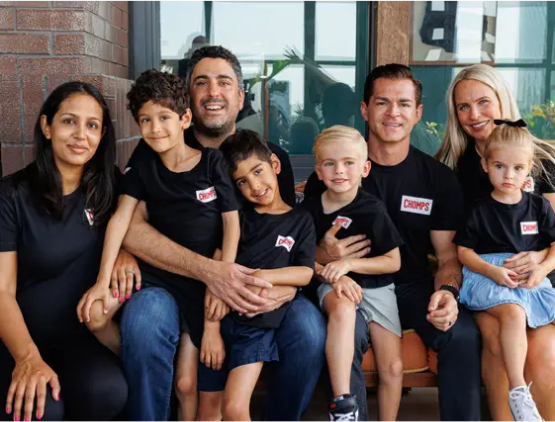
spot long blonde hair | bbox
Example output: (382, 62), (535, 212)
(435, 64), (520, 169)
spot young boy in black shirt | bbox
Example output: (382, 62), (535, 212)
(215, 129), (316, 421)
(76, 69), (240, 421)
(303, 126), (404, 421)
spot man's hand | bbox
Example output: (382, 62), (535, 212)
(503, 250), (546, 282)
(315, 224), (371, 265)
(111, 249), (142, 302)
(332, 276), (363, 304)
(204, 261), (273, 314)
(427, 290), (459, 332)
(488, 266), (519, 288)
(521, 265), (548, 289)
(243, 286), (297, 318)
(318, 259), (351, 284)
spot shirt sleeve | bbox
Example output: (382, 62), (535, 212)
(210, 149), (238, 213)
(431, 166), (465, 231)
(452, 208), (480, 249)
(539, 197), (555, 243)
(121, 146), (149, 201)
(292, 212), (316, 269)
(368, 204), (404, 256)
(0, 185), (19, 252)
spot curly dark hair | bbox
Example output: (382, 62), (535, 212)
(220, 129), (272, 174)
(186, 45), (243, 92)
(127, 69), (190, 121)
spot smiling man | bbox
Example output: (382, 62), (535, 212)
(304, 64), (482, 421)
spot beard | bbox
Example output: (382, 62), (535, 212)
(191, 114), (235, 138)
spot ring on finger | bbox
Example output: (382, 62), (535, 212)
(125, 269), (135, 275)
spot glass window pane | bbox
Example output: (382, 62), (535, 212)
(315, 2), (357, 61)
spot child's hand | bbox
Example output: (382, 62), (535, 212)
(77, 282), (112, 323)
(200, 321), (225, 370)
(319, 260), (351, 284)
(332, 276), (363, 304)
(205, 291), (230, 321)
(488, 266), (519, 288)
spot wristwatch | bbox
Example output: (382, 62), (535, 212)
(440, 284), (460, 302)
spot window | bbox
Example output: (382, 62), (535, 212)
(160, 1), (370, 179)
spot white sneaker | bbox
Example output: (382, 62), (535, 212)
(508, 384), (543, 421)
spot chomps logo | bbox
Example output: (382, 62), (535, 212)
(520, 221), (538, 235)
(333, 215), (352, 229)
(196, 186), (217, 203)
(400, 195), (433, 216)
(84, 209), (94, 226)
(275, 235), (295, 252)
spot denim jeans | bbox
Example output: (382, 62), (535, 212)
(120, 287), (181, 421)
(120, 288), (326, 421)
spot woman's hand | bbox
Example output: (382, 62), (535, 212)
(110, 249), (142, 302)
(318, 260), (352, 284)
(503, 250), (547, 281)
(199, 321), (225, 371)
(332, 276), (363, 304)
(521, 265), (549, 289)
(6, 353), (60, 422)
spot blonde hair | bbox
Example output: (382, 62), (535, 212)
(313, 125), (367, 163)
(484, 125), (555, 182)
(436, 64), (520, 169)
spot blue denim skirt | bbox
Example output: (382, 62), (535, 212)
(461, 252), (555, 328)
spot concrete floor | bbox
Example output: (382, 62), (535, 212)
(250, 385), (441, 421)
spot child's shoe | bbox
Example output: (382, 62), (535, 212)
(328, 394), (359, 421)
(508, 383), (543, 421)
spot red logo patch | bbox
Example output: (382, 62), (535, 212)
(332, 215), (353, 229)
(400, 195), (433, 216)
(520, 221), (538, 235)
(196, 186), (217, 203)
(275, 235), (295, 252)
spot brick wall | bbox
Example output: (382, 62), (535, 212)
(0, 1), (140, 177)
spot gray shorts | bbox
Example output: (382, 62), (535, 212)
(317, 283), (402, 337)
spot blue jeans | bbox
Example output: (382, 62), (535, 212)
(120, 287), (181, 421)
(120, 288), (326, 421)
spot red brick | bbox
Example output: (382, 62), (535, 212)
(0, 32), (48, 54)
(17, 9), (87, 31)
(91, 13), (105, 38)
(106, 23), (127, 47)
(121, 11), (128, 31)
(111, 2), (128, 12)
(98, 1), (111, 21)
(1, 145), (25, 176)
(112, 43), (123, 65)
(46, 74), (69, 96)
(0, 76), (21, 144)
(106, 97), (116, 119)
(52, 1), (97, 12)
(22, 75), (45, 144)
(110, 4), (122, 27)
(0, 8), (13, 30)
(18, 57), (91, 74)
(0, 2), (48, 7)
(54, 33), (85, 55)
(0, 57), (16, 74)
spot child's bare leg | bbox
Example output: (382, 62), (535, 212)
(223, 362), (263, 421)
(86, 296), (122, 356)
(198, 391), (223, 421)
(175, 333), (199, 421)
(486, 304), (528, 389)
(369, 322), (403, 421)
(323, 293), (357, 397)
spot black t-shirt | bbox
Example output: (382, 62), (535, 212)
(454, 192), (555, 254)
(0, 164), (114, 347)
(124, 139), (238, 332)
(305, 146), (464, 286)
(233, 205), (316, 328)
(302, 189), (403, 289)
(184, 127), (297, 207)
(455, 139), (555, 211)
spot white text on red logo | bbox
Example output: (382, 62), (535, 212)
(520, 221), (538, 235)
(196, 186), (217, 203)
(400, 195), (433, 216)
(275, 235), (295, 252)
(332, 215), (353, 229)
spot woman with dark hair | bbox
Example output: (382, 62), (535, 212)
(0, 82), (128, 422)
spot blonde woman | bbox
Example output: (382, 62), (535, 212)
(437, 63), (555, 420)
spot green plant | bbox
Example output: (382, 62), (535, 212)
(523, 101), (555, 140)
(425, 121), (445, 141)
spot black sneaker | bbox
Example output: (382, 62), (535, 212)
(329, 395), (359, 421)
